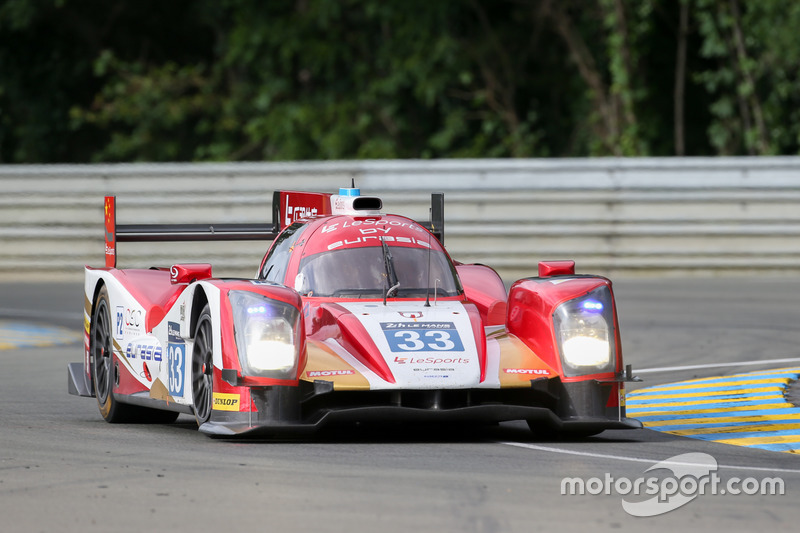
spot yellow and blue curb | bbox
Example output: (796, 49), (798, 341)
(626, 367), (800, 453)
(0, 320), (82, 350)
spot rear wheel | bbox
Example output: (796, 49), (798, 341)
(192, 305), (214, 426)
(91, 285), (181, 424)
(91, 286), (134, 422)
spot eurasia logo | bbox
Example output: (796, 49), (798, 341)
(125, 339), (163, 362)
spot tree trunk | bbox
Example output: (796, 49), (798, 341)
(674, 0), (689, 155)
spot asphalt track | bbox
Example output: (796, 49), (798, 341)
(2, 278), (800, 532)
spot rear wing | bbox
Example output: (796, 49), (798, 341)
(104, 191), (444, 268)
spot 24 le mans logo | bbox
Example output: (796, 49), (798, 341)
(381, 322), (464, 353)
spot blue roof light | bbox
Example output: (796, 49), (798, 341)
(338, 187), (361, 197)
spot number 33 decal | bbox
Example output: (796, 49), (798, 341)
(394, 330), (455, 351)
(385, 329), (464, 352)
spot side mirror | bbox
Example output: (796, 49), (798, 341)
(538, 260), (576, 277)
(170, 264), (213, 284)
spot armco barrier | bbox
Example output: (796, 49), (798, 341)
(1, 157), (799, 281)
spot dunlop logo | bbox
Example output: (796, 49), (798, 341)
(212, 393), (240, 411)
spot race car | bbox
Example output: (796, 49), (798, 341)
(68, 186), (642, 437)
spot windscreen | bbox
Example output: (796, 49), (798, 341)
(295, 245), (461, 298)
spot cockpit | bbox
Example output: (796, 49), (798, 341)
(294, 244), (461, 298)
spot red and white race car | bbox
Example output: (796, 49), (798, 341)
(68, 187), (641, 437)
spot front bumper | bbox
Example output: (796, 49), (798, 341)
(199, 378), (642, 437)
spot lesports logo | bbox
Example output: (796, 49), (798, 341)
(561, 452), (784, 517)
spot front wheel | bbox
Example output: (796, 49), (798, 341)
(192, 305), (214, 426)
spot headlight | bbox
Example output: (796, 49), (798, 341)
(553, 287), (616, 376)
(229, 291), (301, 379)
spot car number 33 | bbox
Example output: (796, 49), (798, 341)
(381, 326), (465, 352)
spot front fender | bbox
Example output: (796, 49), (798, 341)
(506, 276), (622, 382)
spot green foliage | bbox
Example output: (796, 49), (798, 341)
(3, 0), (800, 162)
(695, 0), (800, 155)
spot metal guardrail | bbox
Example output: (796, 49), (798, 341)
(1, 157), (799, 281)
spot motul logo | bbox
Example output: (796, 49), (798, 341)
(307, 370), (355, 377)
(504, 368), (549, 375)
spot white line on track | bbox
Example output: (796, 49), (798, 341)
(635, 357), (800, 374)
(498, 441), (800, 474)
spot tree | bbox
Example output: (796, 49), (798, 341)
(2, 0), (800, 162)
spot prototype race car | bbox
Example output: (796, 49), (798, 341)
(68, 186), (641, 437)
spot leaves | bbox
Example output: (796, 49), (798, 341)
(3, 0), (800, 162)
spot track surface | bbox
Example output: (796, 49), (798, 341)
(2, 279), (799, 532)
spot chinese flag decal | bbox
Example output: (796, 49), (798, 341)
(104, 196), (116, 268)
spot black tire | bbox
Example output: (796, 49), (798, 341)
(91, 285), (180, 424)
(90, 285), (135, 422)
(191, 305), (214, 426)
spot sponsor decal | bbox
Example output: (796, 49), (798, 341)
(394, 356), (469, 365)
(126, 309), (141, 326)
(307, 370), (355, 377)
(398, 312), (423, 319)
(381, 322), (465, 353)
(286, 204), (319, 225)
(115, 306), (143, 339)
(125, 339), (164, 362)
(167, 321), (186, 397)
(284, 193), (325, 227)
(168, 322), (181, 340)
(212, 393), (240, 411)
(503, 368), (550, 376)
(332, 196), (350, 212)
(321, 219), (423, 234)
(327, 235), (432, 251)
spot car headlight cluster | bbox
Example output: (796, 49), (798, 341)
(553, 287), (616, 376)
(229, 291), (300, 379)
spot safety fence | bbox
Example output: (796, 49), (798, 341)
(1, 157), (799, 281)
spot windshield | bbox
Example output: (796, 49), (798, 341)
(295, 245), (461, 298)
(259, 222), (308, 282)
